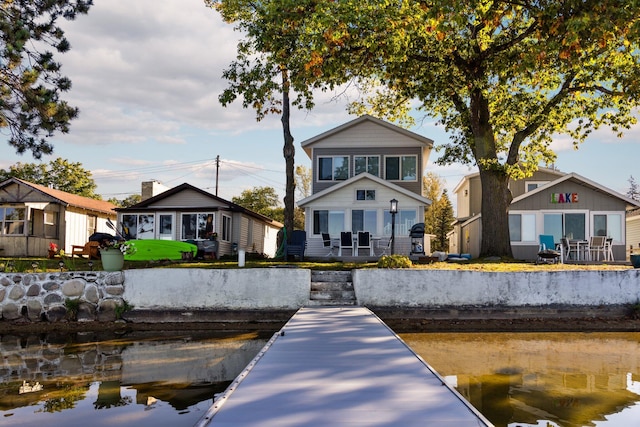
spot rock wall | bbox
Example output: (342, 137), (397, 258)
(0, 272), (126, 322)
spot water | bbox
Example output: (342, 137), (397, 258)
(0, 330), (272, 427)
(400, 332), (640, 427)
(1, 330), (638, 426)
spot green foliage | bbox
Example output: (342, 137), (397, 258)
(115, 299), (134, 320)
(423, 174), (454, 252)
(64, 298), (81, 321)
(377, 255), (413, 269)
(232, 186), (281, 215)
(0, 158), (99, 199)
(627, 176), (640, 202)
(108, 194), (142, 208)
(0, 1), (92, 159)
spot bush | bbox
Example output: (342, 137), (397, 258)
(377, 255), (413, 268)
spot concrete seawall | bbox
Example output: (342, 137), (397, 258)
(1, 268), (640, 324)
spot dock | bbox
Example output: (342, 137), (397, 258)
(196, 306), (493, 426)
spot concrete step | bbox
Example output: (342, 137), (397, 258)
(310, 290), (356, 300)
(306, 299), (358, 306)
(311, 282), (354, 292)
(310, 271), (352, 283)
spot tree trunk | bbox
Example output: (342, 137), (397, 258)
(281, 69), (295, 242)
(479, 167), (513, 257)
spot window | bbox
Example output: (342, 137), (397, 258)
(352, 210), (377, 234)
(354, 156), (380, 177)
(181, 213), (215, 240)
(222, 215), (231, 241)
(525, 181), (549, 192)
(509, 213), (536, 242)
(383, 209), (417, 235)
(123, 214), (155, 239)
(313, 210), (345, 235)
(0, 207), (26, 235)
(543, 212), (586, 241)
(88, 215), (97, 237)
(159, 214), (173, 240)
(593, 214), (622, 242)
(356, 189), (376, 201)
(384, 156), (417, 181)
(318, 156), (349, 181)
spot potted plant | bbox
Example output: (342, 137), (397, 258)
(99, 240), (136, 271)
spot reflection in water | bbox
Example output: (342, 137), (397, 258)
(0, 330), (271, 426)
(401, 332), (640, 427)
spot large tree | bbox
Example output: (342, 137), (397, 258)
(261, 0), (640, 257)
(0, 157), (99, 198)
(0, 0), (92, 158)
(209, 0), (316, 240)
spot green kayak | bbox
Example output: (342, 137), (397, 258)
(123, 240), (198, 261)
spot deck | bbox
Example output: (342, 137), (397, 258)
(196, 306), (492, 426)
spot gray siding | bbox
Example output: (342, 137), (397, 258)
(511, 182), (627, 211)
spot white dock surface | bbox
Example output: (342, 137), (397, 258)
(197, 306), (492, 426)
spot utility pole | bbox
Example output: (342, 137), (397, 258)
(215, 155), (220, 196)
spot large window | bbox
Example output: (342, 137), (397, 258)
(384, 156), (417, 181)
(0, 207), (26, 235)
(181, 213), (215, 240)
(313, 210), (345, 235)
(509, 213), (536, 242)
(593, 214), (622, 242)
(352, 210), (377, 234)
(543, 212), (586, 242)
(383, 209), (417, 235)
(122, 214), (155, 239)
(318, 156), (349, 181)
(354, 156), (380, 177)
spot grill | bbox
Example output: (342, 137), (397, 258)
(409, 223), (425, 255)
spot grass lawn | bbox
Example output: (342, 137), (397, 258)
(1, 255), (635, 273)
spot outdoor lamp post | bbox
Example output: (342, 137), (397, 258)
(390, 198), (398, 255)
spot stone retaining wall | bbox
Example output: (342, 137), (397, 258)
(0, 271), (126, 322)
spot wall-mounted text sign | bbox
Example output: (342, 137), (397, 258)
(551, 193), (579, 203)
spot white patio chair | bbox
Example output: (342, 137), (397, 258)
(338, 231), (354, 256)
(589, 236), (607, 261)
(357, 231), (373, 256)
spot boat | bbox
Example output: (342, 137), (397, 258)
(123, 239), (198, 261)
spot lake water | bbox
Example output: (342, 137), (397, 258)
(1, 329), (638, 426)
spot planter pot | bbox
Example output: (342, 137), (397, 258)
(100, 249), (124, 271)
(631, 254), (640, 269)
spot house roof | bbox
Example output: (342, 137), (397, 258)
(511, 172), (640, 209)
(0, 178), (117, 215)
(297, 172), (432, 207)
(118, 182), (284, 227)
(451, 166), (566, 195)
(300, 115), (434, 158)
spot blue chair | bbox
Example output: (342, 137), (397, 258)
(284, 230), (306, 261)
(537, 234), (561, 264)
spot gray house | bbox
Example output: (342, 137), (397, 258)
(297, 115), (434, 258)
(116, 183), (283, 258)
(448, 168), (640, 261)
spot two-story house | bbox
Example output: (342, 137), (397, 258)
(449, 167), (640, 261)
(297, 115), (433, 258)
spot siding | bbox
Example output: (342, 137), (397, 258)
(312, 147), (424, 195)
(627, 214), (640, 259)
(511, 182), (627, 211)
(146, 190), (227, 208)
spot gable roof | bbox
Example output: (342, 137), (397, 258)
(0, 178), (117, 215)
(452, 166), (566, 195)
(300, 115), (434, 158)
(119, 182), (283, 226)
(511, 172), (640, 209)
(297, 172), (432, 207)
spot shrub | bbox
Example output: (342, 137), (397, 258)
(377, 255), (413, 269)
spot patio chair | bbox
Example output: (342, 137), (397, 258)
(71, 241), (100, 260)
(537, 234), (561, 264)
(338, 231), (354, 256)
(322, 233), (338, 257)
(376, 236), (393, 257)
(357, 231), (373, 256)
(589, 236), (607, 261)
(284, 230), (306, 261)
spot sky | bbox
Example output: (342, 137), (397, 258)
(1, 0), (639, 214)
